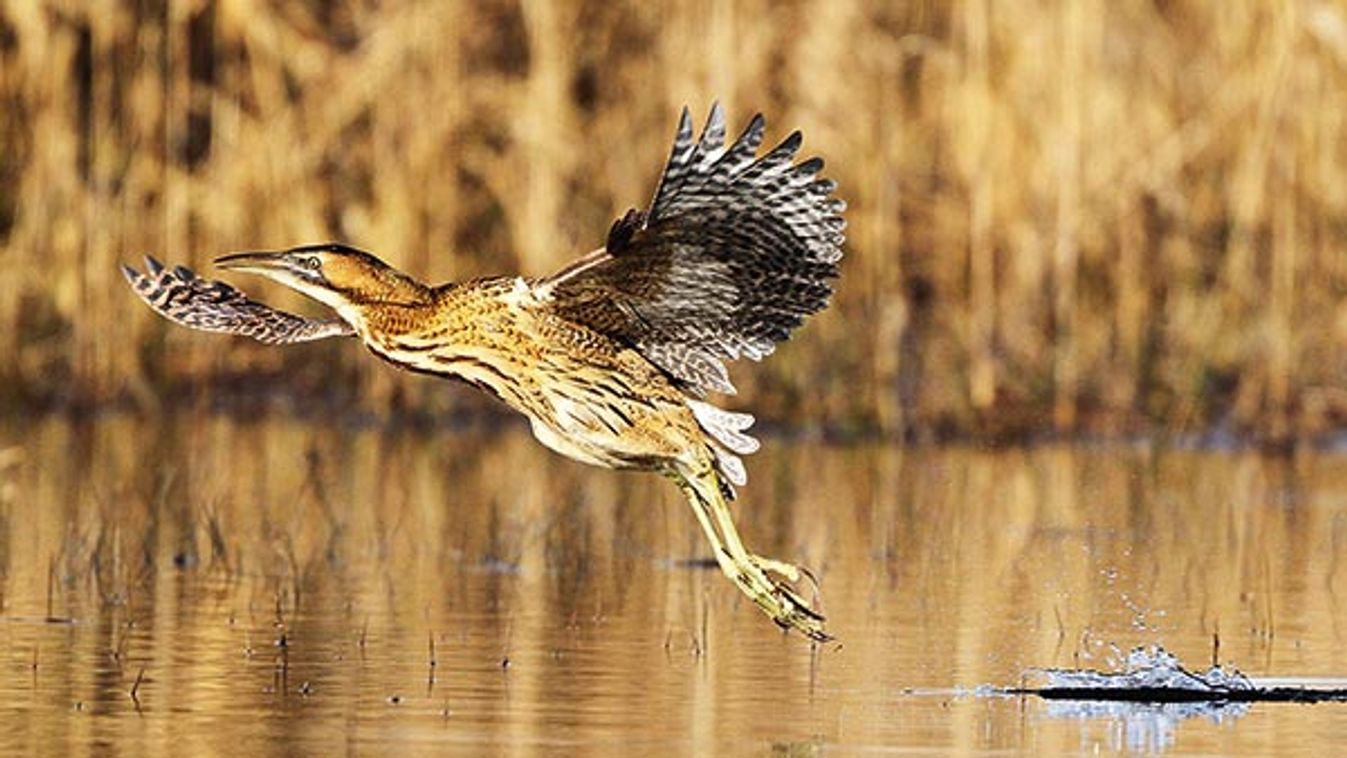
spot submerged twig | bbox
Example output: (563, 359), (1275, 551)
(129, 666), (146, 706)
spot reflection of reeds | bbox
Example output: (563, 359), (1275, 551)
(2, 1), (1345, 439)
(3, 414), (1342, 748)
(78, 430), (1310, 703)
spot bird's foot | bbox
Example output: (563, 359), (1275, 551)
(735, 553), (832, 642)
(749, 554), (820, 586)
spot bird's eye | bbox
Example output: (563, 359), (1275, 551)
(305, 257), (321, 271)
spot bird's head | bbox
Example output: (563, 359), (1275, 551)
(215, 243), (428, 318)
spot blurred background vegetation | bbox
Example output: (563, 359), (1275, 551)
(2, 0), (1346, 442)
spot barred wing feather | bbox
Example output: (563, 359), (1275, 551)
(122, 257), (354, 344)
(542, 103), (845, 396)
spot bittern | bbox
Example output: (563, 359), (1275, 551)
(123, 104), (845, 641)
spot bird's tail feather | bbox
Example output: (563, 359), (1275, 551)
(687, 400), (759, 495)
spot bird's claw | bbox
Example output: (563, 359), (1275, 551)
(743, 554), (830, 640)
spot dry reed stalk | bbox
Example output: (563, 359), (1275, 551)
(1, 0), (1345, 439)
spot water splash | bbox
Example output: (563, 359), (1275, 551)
(1033, 645), (1254, 694)
(1006, 645), (1347, 753)
(1025, 646), (1253, 754)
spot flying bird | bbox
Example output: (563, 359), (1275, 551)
(123, 104), (845, 641)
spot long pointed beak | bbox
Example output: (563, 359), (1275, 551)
(215, 250), (289, 274)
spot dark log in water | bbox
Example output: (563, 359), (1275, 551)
(1010, 685), (1347, 705)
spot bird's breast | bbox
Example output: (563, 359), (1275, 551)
(357, 297), (700, 469)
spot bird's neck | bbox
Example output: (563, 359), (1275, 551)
(326, 270), (435, 333)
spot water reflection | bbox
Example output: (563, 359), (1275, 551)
(1041, 699), (1251, 754)
(1, 415), (1346, 755)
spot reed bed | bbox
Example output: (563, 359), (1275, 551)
(2, 0), (1345, 441)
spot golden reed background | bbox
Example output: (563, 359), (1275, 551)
(2, 0), (1346, 440)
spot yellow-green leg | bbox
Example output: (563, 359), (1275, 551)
(671, 468), (831, 642)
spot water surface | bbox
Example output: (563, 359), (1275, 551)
(1, 414), (1345, 755)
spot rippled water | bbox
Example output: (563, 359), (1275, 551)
(2, 414), (1346, 755)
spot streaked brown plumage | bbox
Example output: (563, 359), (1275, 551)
(123, 104), (845, 640)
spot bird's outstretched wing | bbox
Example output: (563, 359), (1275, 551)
(122, 256), (354, 344)
(540, 103), (845, 395)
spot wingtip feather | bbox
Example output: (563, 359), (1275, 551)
(795, 156), (824, 176)
(706, 100), (724, 125)
(698, 101), (727, 153)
